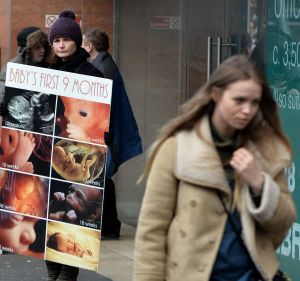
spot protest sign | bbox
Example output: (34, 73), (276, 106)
(0, 62), (112, 271)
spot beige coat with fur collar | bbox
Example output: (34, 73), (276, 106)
(133, 116), (296, 281)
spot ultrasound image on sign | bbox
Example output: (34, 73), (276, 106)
(3, 87), (56, 135)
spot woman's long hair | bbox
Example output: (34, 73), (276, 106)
(143, 55), (291, 177)
(46, 48), (60, 65)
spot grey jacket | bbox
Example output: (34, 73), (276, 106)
(90, 51), (115, 80)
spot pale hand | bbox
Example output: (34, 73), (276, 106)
(230, 147), (264, 195)
(65, 210), (77, 223)
(66, 123), (89, 141)
(54, 192), (65, 202)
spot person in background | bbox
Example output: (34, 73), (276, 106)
(0, 28), (50, 102)
(17, 26), (41, 54)
(82, 28), (142, 239)
(133, 55), (296, 281)
(45, 10), (104, 281)
(0, 29), (51, 255)
(0, 26), (41, 97)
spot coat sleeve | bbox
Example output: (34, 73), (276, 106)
(246, 169), (296, 247)
(133, 137), (178, 281)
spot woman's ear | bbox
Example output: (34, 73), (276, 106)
(211, 87), (221, 102)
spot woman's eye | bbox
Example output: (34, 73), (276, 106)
(252, 100), (260, 106)
(79, 110), (87, 117)
(234, 98), (244, 104)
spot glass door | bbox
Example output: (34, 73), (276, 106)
(185, 0), (225, 98)
(114, 0), (268, 226)
(185, 0), (267, 99)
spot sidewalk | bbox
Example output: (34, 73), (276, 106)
(97, 223), (135, 281)
(0, 223), (135, 281)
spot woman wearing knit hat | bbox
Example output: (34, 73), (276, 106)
(47, 10), (103, 76)
(45, 10), (103, 281)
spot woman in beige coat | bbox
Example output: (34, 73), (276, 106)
(133, 55), (296, 281)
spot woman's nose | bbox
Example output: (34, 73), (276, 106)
(58, 41), (64, 48)
(20, 226), (36, 245)
(242, 103), (251, 114)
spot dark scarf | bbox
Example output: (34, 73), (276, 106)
(51, 47), (91, 73)
(209, 116), (241, 189)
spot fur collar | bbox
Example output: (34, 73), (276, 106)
(176, 116), (291, 192)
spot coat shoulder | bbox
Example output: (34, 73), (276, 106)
(153, 137), (177, 168)
(77, 61), (104, 78)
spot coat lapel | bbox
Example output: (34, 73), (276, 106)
(176, 116), (291, 194)
(176, 116), (230, 194)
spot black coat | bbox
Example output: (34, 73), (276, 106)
(50, 47), (104, 78)
(90, 51), (142, 177)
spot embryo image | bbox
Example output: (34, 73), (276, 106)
(49, 181), (102, 229)
(0, 210), (46, 258)
(0, 170), (49, 218)
(51, 139), (106, 186)
(3, 87), (56, 135)
(55, 96), (110, 145)
(0, 127), (51, 176)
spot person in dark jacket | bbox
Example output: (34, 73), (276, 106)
(82, 28), (142, 238)
(45, 10), (104, 281)
(0, 28), (50, 102)
(17, 26), (41, 53)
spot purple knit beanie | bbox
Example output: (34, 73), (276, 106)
(49, 10), (82, 47)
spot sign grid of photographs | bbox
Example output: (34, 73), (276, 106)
(0, 63), (112, 271)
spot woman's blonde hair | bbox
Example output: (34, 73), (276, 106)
(144, 55), (291, 177)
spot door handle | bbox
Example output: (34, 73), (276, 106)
(217, 37), (222, 67)
(207, 36), (212, 81)
(207, 36), (237, 80)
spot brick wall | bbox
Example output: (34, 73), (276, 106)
(1, 0), (114, 67)
(0, 0), (10, 69)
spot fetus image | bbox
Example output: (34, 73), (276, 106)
(55, 97), (110, 145)
(3, 89), (55, 134)
(0, 210), (45, 256)
(7, 95), (33, 126)
(46, 221), (100, 270)
(47, 232), (93, 258)
(49, 182), (102, 228)
(0, 170), (48, 218)
(0, 128), (35, 173)
(52, 139), (106, 184)
(0, 128), (51, 177)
